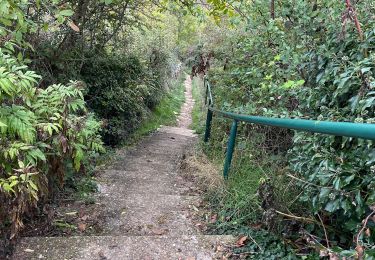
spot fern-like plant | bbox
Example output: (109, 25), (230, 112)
(0, 49), (104, 240)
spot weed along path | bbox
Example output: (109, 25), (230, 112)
(13, 75), (234, 260)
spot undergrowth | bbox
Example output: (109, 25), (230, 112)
(185, 143), (302, 259)
(203, 147), (304, 259)
(190, 76), (306, 259)
(123, 74), (186, 146)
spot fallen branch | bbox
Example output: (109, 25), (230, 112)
(317, 213), (330, 249)
(275, 210), (318, 225)
(345, 0), (364, 41)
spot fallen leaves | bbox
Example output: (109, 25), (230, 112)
(236, 236), (248, 247)
(216, 245), (224, 252)
(80, 215), (89, 221)
(250, 223), (262, 230)
(78, 222), (87, 232)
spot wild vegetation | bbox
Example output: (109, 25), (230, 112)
(189, 0), (375, 258)
(1, 0), (374, 258)
(0, 0), (187, 256)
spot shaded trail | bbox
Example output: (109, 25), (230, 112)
(177, 76), (194, 128)
(13, 76), (233, 259)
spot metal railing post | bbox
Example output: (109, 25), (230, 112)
(204, 109), (213, 142)
(223, 120), (238, 179)
(204, 78), (208, 105)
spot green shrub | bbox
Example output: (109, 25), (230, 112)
(198, 0), (375, 255)
(81, 53), (163, 145)
(0, 49), (104, 243)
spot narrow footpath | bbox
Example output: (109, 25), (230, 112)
(13, 76), (233, 260)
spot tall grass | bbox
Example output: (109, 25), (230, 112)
(189, 75), (304, 258)
(191, 76), (206, 133)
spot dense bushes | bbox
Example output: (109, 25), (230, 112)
(0, 49), (104, 252)
(81, 54), (147, 145)
(80, 51), (171, 145)
(193, 0), (375, 257)
(0, 0), (182, 255)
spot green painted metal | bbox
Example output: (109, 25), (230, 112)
(203, 77), (375, 178)
(204, 109), (213, 142)
(208, 107), (375, 141)
(223, 120), (238, 179)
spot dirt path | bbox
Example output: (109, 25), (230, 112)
(177, 76), (194, 128)
(13, 75), (233, 260)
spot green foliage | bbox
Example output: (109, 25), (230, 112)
(126, 75), (186, 145)
(81, 52), (169, 145)
(0, 49), (104, 241)
(0, 0), (196, 256)
(195, 0), (375, 255)
(216, 226), (298, 259)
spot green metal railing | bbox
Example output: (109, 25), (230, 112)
(203, 77), (375, 179)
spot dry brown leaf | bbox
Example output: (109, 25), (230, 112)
(195, 223), (205, 231)
(236, 236), (248, 247)
(355, 245), (364, 259)
(60, 135), (68, 153)
(78, 222), (86, 232)
(68, 21), (80, 32)
(365, 228), (371, 237)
